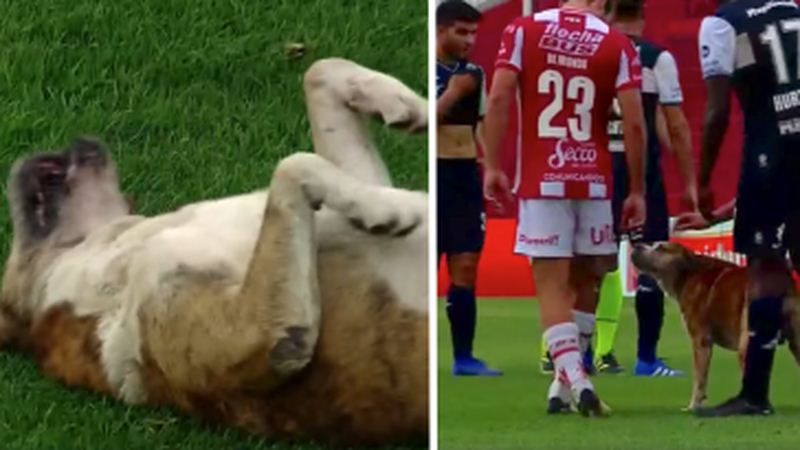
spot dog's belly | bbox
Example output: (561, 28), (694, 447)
(40, 192), (269, 317)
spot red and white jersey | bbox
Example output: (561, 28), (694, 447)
(495, 7), (641, 200)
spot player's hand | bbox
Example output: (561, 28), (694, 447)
(448, 72), (477, 98)
(621, 192), (646, 231)
(673, 211), (711, 231)
(483, 168), (513, 214)
(698, 185), (715, 222)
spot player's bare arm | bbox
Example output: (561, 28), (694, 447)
(699, 75), (732, 219)
(482, 67), (517, 208)
(674, 198), (736, 231)
(662, 104), (698, 210)
(437, 73), (477, 121)
(617, 86), (647, 229)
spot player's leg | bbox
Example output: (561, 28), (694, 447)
(593, 154), (628, 373)
(570, 257), (603, 376)
(440, 159), (499, 376)
(633, 184), (684, 376)
(516, 199), (599, 415)
(571, 199), (620, 415)
(696, 167), (789, 416)
(594, 268), (623, 373)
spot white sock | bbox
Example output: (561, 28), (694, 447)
(545, 322), (593, 395)
(547, 377), (571, 402)
(572, 310), (596, 354)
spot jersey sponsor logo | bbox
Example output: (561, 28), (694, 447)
(590, 224), (615, 246)
(547, 139), (598, 169)
(539, 22), (603, 57)
(518, 233), (560, 247)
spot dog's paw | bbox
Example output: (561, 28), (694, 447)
(269, 326), (313, 377)
(682, 402), (702, 413)
(342, 188), (422, 237)
(347, 74), (427, 133)
(345, 191), (422, 237)
(381, 94), (428, 133)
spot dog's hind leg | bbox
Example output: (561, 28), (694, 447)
(303, 58), (427, 186)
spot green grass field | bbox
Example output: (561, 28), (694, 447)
(438, 299), (800, 450)
(0, 1), (426, 449)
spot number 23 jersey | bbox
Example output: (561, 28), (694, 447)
(495, 7), (641, 200)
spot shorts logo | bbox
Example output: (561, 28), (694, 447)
(590, 224), (614, 246)
(547, 140), (598, 169)
(519, 233), (560, 246)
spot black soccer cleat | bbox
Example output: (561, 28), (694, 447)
(595, 352), (624, 374)
(546, 397), (572, 415)
(540, 352), (554, 375)
(694, 396), (775, 418)
(577, 389), (608, 418)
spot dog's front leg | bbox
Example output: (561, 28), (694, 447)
(686, 338), (712, 411)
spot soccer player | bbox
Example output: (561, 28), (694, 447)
(694, 0), (800, 416)
(593, 0), (698, 376)
(437, 0), (501, 377)
(483, 0), (646, 415)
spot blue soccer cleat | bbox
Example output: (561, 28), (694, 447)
(582, 344), (596, 376)
(452, 357), (503, 376)
(633, 358), (684, 377)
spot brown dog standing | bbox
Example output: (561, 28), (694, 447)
(631, 242), (800, 411)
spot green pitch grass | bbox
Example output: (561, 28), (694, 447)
(0, 0), (426, 449)
(439, 299), (800, 450)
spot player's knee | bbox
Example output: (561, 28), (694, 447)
(449, 254), (479, 287)
(748, 256), (792, 298)
(585, 255), (617, 280)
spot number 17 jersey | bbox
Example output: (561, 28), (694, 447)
(495, 7), (641, 200)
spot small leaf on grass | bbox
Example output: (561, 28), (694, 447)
(284, 42), (307, 60)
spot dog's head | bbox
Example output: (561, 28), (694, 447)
(6, 137), (130, 250)
(1, 137), (131, 333)
(631, 242), (701, 298)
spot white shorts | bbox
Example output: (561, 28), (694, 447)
(514, 199), (617, 258)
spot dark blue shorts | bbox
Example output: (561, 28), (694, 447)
(437, 158), (485, 258)
(612, 154), (669, 244)
(733, 146), (800, 267)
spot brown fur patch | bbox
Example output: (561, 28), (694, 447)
(29, 303), (113, 395)
(136, 273), (428, 448)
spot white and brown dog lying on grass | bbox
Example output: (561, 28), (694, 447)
(0, 59), (428, 447)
